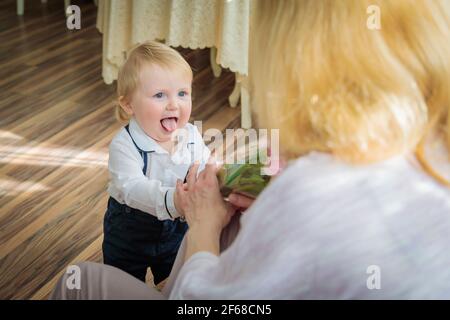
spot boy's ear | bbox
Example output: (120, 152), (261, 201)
(118, 96), (133, 115)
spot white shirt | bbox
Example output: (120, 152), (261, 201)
(170, 151), (450, 299)
(107, 117), (211, 220)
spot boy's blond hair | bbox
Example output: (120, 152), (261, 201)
(115, 41), (193, 122)
(250, 0), (450, 185)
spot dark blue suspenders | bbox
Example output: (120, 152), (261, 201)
(124, 124), (153, 175)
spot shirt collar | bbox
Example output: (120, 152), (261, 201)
(128, 117), (194, 155)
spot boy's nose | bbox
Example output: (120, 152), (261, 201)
(166, 97), (179, 110)
(166, 102), (178, 110)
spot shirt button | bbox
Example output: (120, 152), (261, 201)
(125, 207), (131, 213)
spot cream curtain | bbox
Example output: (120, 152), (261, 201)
(96, 0), (250, 83)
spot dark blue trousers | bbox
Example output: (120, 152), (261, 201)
(102, 196), (188, 285)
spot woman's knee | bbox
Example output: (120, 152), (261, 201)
(49, 262), (95, 300)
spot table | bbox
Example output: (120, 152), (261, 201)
(96, 0), (252, 128)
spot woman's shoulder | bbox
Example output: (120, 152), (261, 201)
(244, 151), (450, 226)
(264, 151), (366, 199)
(238, 152), (450, 298)
(275, 151), (449, 196)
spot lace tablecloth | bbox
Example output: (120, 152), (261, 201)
(96, 0), (249, 84)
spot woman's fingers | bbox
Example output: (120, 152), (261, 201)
(175, 179), (187, 216)
(228, 193), (255, 210)
(176, 179), (184, 194)
(197, 156), (217, 181)
(187, 162), (200, 190)
(204, 156), (219, 177)
(202, 160), (217, 181)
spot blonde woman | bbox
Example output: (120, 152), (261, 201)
(51, 0), (450, 299)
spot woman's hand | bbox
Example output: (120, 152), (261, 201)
(176, 160), (236, 232)
(228, 193), (255, 212)
(176, 160), (237, 260)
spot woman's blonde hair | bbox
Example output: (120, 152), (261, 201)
(250, 0), (450, 184)
(115, 41), (193, 122)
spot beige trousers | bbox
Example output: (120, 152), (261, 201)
(49, 214), (241, 300)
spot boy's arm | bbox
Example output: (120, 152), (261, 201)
(109, 140), (181, 220)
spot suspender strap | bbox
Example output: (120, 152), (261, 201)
(125, 124), (151, 175)
(142, 152), (148, 176)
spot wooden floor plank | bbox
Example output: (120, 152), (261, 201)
(0, 0), (242, 299)
(30, 235), (104, 300)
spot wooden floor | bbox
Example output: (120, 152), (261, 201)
(0, 0), (241, 299)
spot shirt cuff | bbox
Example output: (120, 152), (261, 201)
(165, 188), (181, 219)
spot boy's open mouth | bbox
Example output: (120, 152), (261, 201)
(160, 117), (178, 133)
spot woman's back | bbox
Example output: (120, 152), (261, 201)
(218, 152), (450, 298)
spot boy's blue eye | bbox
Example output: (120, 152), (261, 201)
(178, 91), (188, 97)
(154, 92), (164, 98)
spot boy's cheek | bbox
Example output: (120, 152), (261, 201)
(179, 110), (191, 125)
